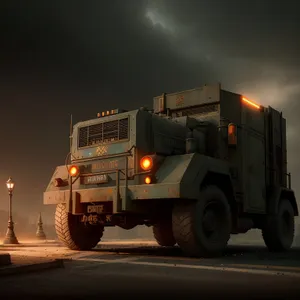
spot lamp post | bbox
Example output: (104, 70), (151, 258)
(3, 177), (19, 244)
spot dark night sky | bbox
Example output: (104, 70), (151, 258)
(1, 0), (300, 223)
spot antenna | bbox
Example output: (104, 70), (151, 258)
(69, 114), (73, 150)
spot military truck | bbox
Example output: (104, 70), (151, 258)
(44, 84), (298, 257)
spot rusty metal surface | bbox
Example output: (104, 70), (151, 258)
(44, 182), (181, 205)
(153, 84), (221, 113)
(44, 151), (234, 207)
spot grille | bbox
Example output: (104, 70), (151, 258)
(78, 118), (129, 148)
(172, 103), (219, 117)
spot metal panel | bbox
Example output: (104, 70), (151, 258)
(153, 84), (221, 111)
(267, 107), (287, 188)
(220, 91), (243, 193)
(150, 114), (189, 155)
(219, 90), (242, 125)
(171, 103), (219, 118)
(241, 105), (266, 213)
(281, 117), (288, 187)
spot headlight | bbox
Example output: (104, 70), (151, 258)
(140, 156), (153, 171)
(69, 165), (80, 177)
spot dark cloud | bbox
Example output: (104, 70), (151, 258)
(157, 0), (300, 63)
(0, 0), (300, 218)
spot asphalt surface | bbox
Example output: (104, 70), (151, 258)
(0, 242), (300, 299)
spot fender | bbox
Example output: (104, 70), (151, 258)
(268, 186), (299, 216)
(155, 153), (234, 200)
(181, 154), (234, 200)
(44, 165), (70, 193)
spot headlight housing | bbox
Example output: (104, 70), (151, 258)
(140, 156), (153, 171)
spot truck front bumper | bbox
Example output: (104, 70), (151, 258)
(44, 183), (181, 212)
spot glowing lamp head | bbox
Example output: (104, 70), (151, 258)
(140, 156), (153, 171)
(145, 176), (152, 184)
(6, 177), (15, 192)
(69, 165), (79, 177)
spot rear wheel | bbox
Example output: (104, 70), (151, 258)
(55, 204), (104, 250)
(262, 199), (295, 252)
(153, 219), (176, 247)
(172, 186), (232, 257)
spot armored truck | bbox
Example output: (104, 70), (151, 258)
(44, 84), (298, 257)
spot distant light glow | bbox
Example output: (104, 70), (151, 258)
(6, 177), (15, 191)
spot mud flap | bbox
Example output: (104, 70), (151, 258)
(66, 191), (84, 214)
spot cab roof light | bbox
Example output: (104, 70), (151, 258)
(242, 97), (261, 110)
(96, 108), (127, 118)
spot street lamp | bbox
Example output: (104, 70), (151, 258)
(3, 177), (19, 244)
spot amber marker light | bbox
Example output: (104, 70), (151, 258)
(140, 156), (153, 171)
(69, 165), (79, 177)
(228, 123), (237, 146)
(145, 176), (152, 184)
(242, 97), (261, 110)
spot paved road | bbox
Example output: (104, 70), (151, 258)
(1, 243), (300, 299)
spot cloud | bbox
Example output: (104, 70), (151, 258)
(145, 9), (177, 36)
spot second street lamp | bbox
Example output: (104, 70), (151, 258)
(3, 177), (19, 245)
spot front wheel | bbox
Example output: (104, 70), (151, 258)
(172, 185), (232, 257)
(262, 199), (295, 252)
(55, 204), (104, 250)
(153, 219), (176, 247)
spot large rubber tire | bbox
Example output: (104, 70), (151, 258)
(295, 224), (300, 247)
(153, 220), (176, 247)
(172, 185), (232, 257)
(262, 199), (295, 252)
(55, 204), (104, 250)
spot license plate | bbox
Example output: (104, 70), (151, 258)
(87, 205), (105, 214)
(81, 213), (113, 224)
(83, 174), (108, 185)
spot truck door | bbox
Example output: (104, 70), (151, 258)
(241, 105), (266, 213)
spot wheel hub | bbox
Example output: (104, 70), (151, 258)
(282, 211), (293, 237)
(202, 210), (217, 232)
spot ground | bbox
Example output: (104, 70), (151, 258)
(0, 239), (300, 299)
